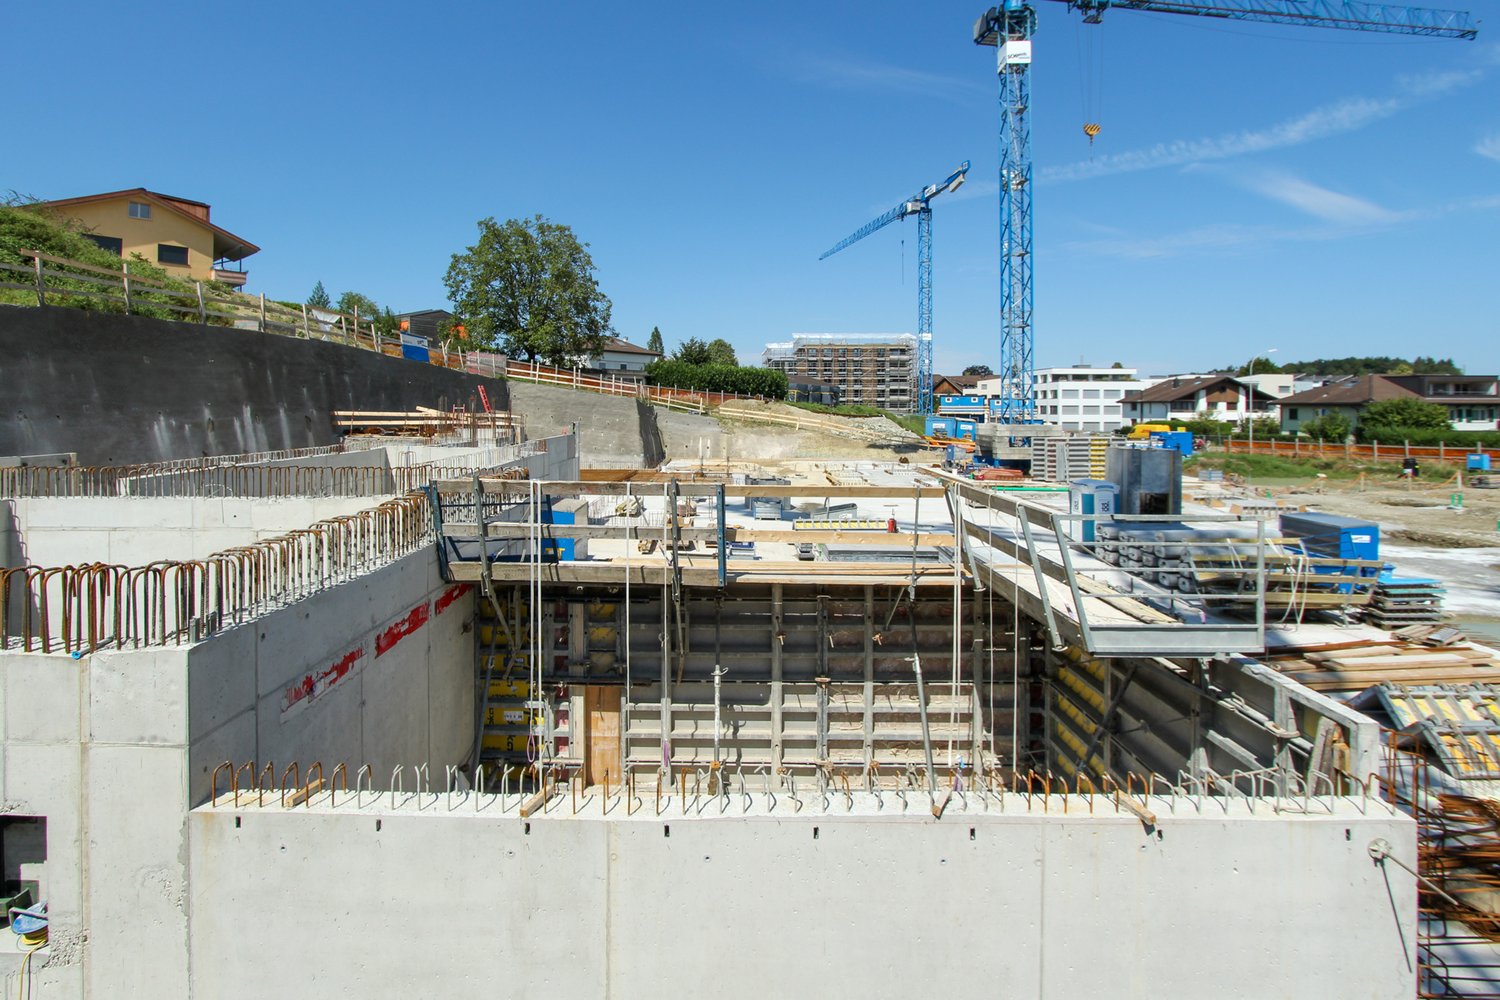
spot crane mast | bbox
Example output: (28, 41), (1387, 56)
(973, 0), (1477, 424)
(820, 161), (971, 415)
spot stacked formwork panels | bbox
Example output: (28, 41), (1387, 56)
(1030, 435), (1109, 481)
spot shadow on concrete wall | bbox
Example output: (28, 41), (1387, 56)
(0, 307), (513, 465)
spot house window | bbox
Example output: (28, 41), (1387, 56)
(1288, 408), (1299, 420)
(85, 234), (123, 256)
(157, 244), (189, 266)
(128, 201), (152, 219)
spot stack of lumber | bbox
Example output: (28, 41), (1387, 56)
(1265, 638), (1500, 693)
(973, 467), (1024, 482)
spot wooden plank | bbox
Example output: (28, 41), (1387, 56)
(446, 559), (962, 588)
(584, 685), (623, 787)
(444, 523), (954, 546)
(432, 479), (945, 498)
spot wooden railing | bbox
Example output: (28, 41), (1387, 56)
(0, 250), (790, 415)
(0, 249), (477, 371)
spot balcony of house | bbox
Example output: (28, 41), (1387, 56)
(211, 259), (249, 288)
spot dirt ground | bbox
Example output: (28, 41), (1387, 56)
(1268, 477), (1500, 549)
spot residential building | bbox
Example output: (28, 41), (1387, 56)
(762, 333), (916, 411)
(1122, 374), (1277, 424)
(1389, 374), (1500, 431)
(35, 187), (258, 288)
(395, 309), (454, 344)
(933, 374), (984, 397)
(1021, 365), (1146, 433)
(583, 336), (661, 383)
(1278, 374), (1499, 434)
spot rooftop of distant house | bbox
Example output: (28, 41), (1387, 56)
(36, 187), (259, 262)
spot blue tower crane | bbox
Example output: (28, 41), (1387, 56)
(972, 0), (1478, 424)
(820, 161), (971, 415)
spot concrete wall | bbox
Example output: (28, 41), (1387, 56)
(4, 495), (385, 566)
(0, 306), (511, 465)
(0, 546), (475, 999)
(506, 382), (659, 468)
(185, 803), (1419, 1000)
(185, 547), (474, 806)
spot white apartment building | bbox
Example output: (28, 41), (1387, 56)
(983, 366), (1144, 433)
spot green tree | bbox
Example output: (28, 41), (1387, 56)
(673, 337), (712, 365)
(962, 364), (994, 377)
(444, 215), (612, 364)
(336, 290), (380, 318)
(1360, 398), (1451, 433)
(646, 326), (665, 355)
(306, 281), (331, 308)
(1300, 412), (1351, 442)
(374, 306), (401, 338)
(706, 338), (738, 366)
(1236, 356), (1283, 376)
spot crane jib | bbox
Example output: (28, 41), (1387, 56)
(975, 0), (1475, 426)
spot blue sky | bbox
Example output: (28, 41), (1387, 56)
(11, 1), (1498, 376)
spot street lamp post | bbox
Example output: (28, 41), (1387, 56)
(1245, 348), (1277, 488)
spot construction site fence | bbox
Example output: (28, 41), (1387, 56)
(1224, 436), (1500, 463)
(205, 758), (1399, 820)
(0, 460), (520, 499)
(0, 492), (432, 655)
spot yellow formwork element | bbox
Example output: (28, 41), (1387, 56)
(1058, 667), (1106, 713)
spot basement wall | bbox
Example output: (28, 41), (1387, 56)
(0, 546), (474, 1000)
(186, 802), (1419, 1000)
(0, 306), (512, 465)
(3, 495), (386, 566)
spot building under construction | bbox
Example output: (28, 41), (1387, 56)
(762, 333), (917, 412)
(3, 305), (1500, 999)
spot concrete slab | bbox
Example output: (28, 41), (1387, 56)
(2, 652), (83, 744)
(88, 648), (187, 746)
(187, 626), (256, 743)
(82, 744), (190, 1000)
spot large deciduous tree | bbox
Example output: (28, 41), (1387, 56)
(335, 290), (379, 318)
(706, 338), (738, 366)
(444, 215), (612, 365)
(962, 364), (993, 377)
(1360, 398), (1451, 433)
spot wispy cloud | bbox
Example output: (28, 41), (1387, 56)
(1066, 192), (1500, 260)
(1230, 169), (1401, 225)
(784, 53), (988, 105)
(1478, 134), (1500, 164)
(1043, 69), (1483, 184)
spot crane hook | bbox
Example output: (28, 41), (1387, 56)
(1083, 123), (1101, 145)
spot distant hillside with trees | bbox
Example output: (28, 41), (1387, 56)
(1225, 355), (1463, 376)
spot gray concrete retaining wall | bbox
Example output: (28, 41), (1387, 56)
(184, 803), (1419, 1000)
(0, 306), (511, 465)
(506, 381), (660, 468)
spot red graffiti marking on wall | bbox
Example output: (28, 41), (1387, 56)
(434, 584), (471, 616)
(376, 602), (431, 657)
(282, 646), (366, 717)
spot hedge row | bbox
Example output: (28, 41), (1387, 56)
(645, 359), (788, 399)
